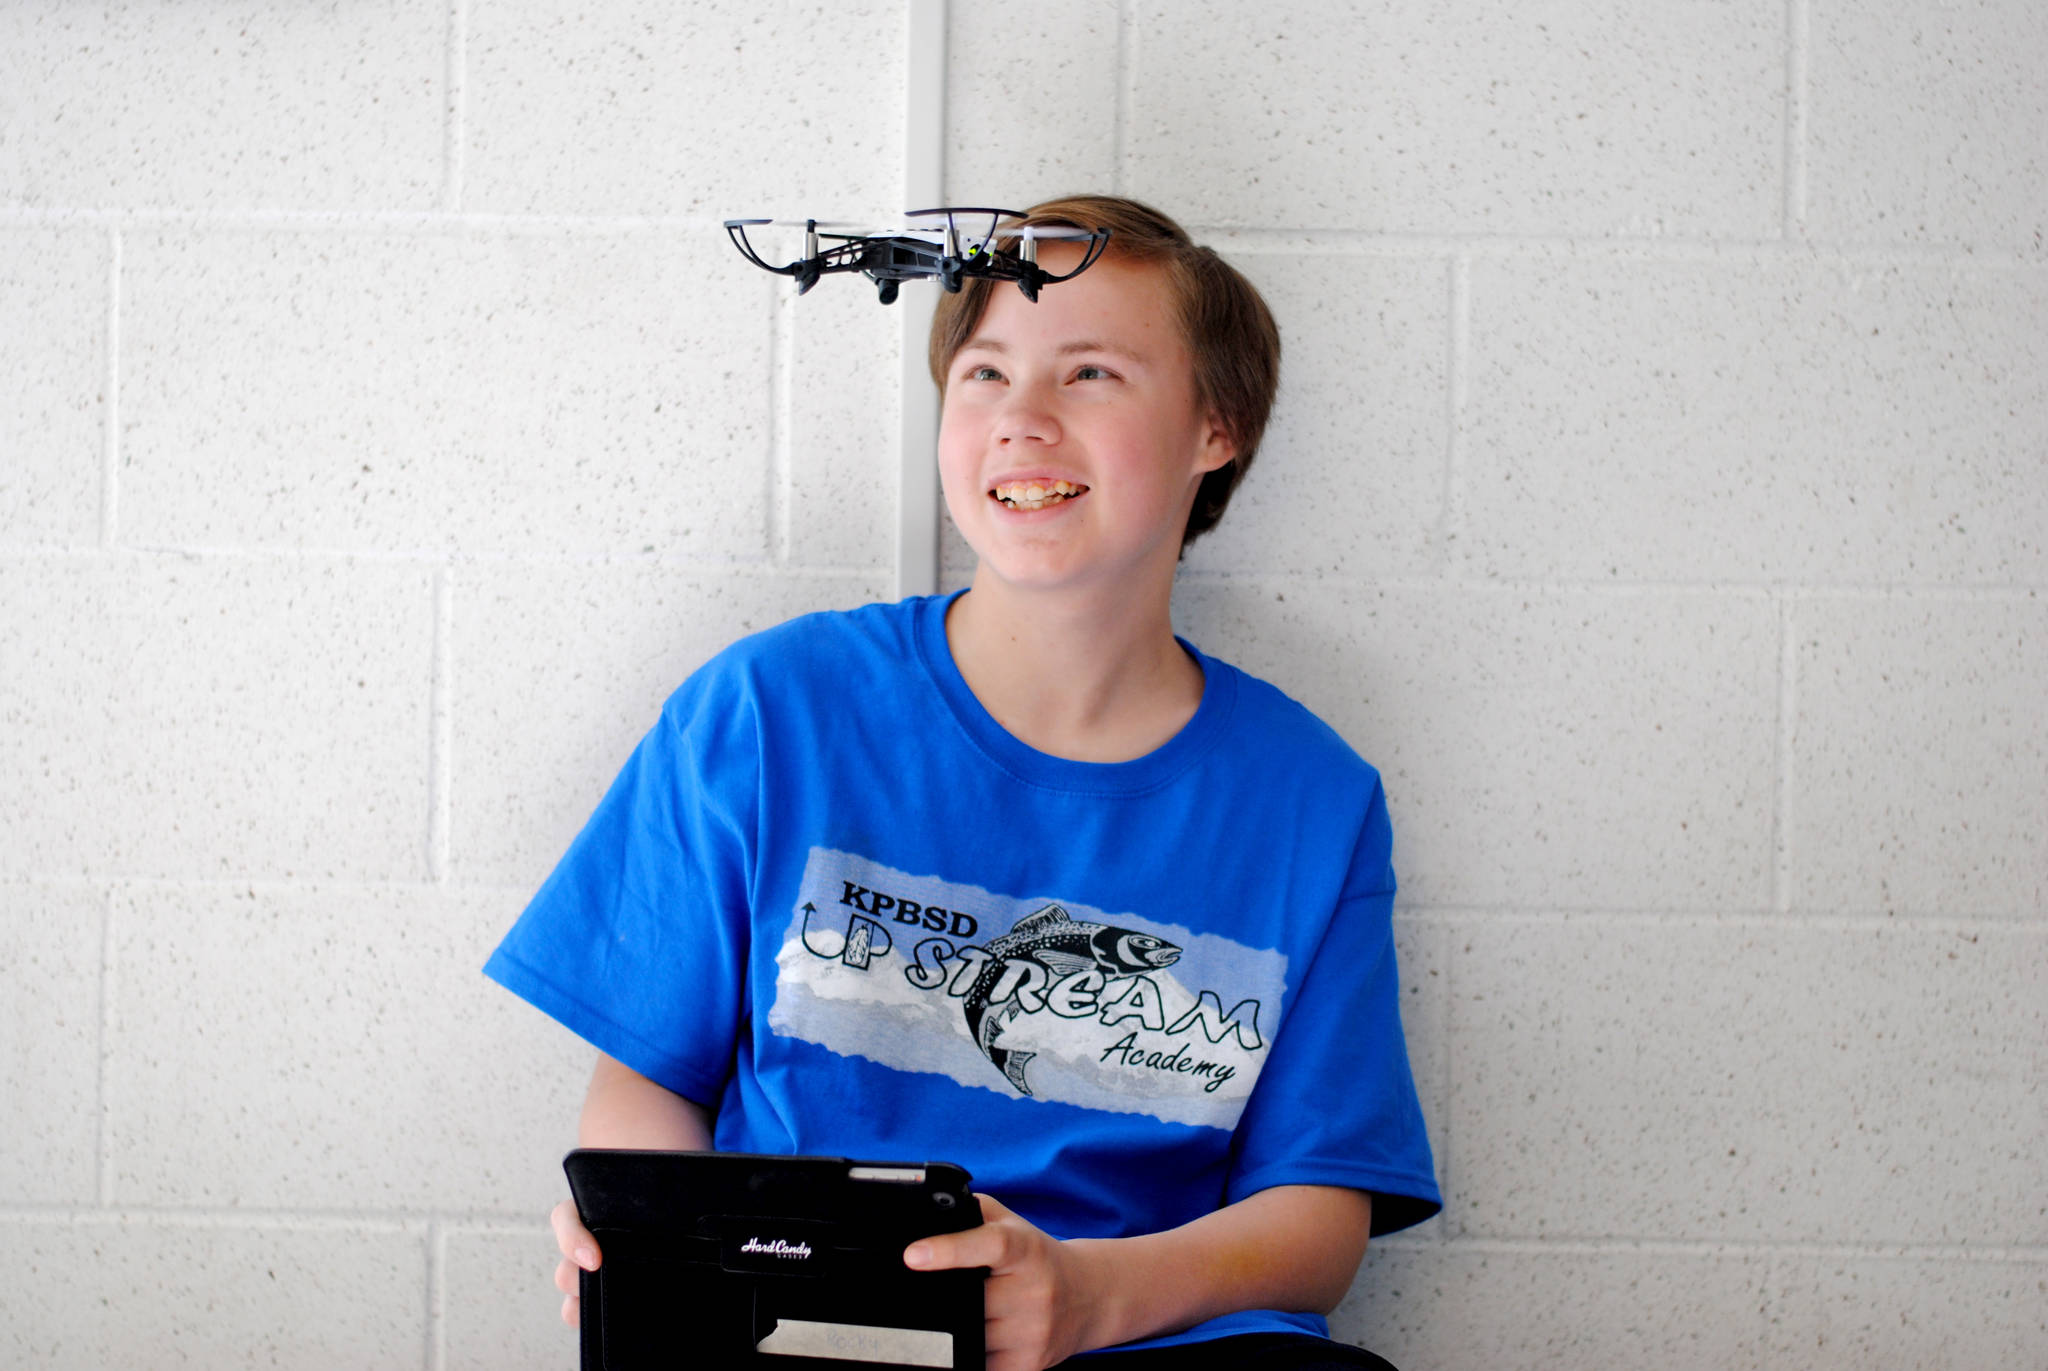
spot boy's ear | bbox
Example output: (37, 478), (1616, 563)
(1196, 411), (1239, 475)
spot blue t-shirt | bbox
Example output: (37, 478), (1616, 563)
(485, 591), (1440, 1352)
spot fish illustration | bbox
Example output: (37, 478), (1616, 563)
(962, 904), (1182, 1096)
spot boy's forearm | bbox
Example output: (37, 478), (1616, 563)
(576, 1053), (715, 1151)
(1064, 1185), (1372, 1352)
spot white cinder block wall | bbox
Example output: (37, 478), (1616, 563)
(2, 2), (2040, 1367)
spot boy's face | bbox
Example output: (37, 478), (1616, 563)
(937, 247), (1235, 597)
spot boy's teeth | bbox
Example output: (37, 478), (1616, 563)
(992, 480), (1086, 510)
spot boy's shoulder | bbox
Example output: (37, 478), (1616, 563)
(711, 595), (923, 672)
(667, 595), (927, 709)
(1200, 648), (1384, 795)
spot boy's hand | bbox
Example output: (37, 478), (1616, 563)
(554, 1055), (715, 1327)
(903, 1193), (1102, 1371)
(550, 1197), (603, 1328)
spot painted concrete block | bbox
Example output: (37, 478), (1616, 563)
(0, 1), (440, 211)
(0, 229), (103, 547)
(1790, 595), (2047, 917)
(1461, 258), (2048, 584)
(785, 286), (899, 569)
(1173, 581), (1779, 911)
(1807, 0), (2048, 251)
(1448, 919), (2048, 1245)
(1334, 1241), (1773, 1370)
(0, 1216), (426, 1369)
(1768, 1253), (2048, 1370)
(943, 0), (1120, 206)
(1124, 0), (1781, 236)
(443, 1227), (570, 1371)
(121, 229), (769, 559)
(452, 566), (887, 886)
(467, 0), (904, 218)
(0, 557), (432, 881)
(106, 884), (589, 1212)
(0, 885), (101, 1203)
(1182, 253), (1447, 578)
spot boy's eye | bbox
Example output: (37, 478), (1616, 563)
(1073, 364), (1110, 381)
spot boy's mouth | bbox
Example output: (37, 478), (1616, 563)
(990, 480), (1089, 512)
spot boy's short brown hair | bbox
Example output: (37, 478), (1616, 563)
(927, 195), (1281, 552)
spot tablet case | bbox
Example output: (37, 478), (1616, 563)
(565, 1149), (985, 1371)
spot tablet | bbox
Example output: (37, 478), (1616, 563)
(565, 1149), (985, 1371)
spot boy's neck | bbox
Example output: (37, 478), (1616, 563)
(943, 571), (1203, 764)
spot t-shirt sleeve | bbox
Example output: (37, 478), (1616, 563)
(1223, 779), (1442, 1236)
(481, 657), (759, 1109)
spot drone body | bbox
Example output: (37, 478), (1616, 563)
(723, 208), (1111, 304)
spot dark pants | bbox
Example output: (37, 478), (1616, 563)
(1071, 1332), (1398, 1370)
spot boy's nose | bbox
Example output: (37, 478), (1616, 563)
(994, 389), (1061, 446)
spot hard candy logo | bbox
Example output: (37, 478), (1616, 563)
(740, 1237), (813, 1261)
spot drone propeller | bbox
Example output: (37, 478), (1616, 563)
(991, 225), (1102, 240)
(731, 213), (1098, 238)
(722, 218), (876, 231)
(904, 206), (1028, 220)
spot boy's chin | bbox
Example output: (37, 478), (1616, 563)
(966, 545), (1172, 601)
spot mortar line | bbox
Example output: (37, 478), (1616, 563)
(1420, 906), (2042, 932)
(1202, 234), (2044, 268)
(428, 566), (453, 884)
(442, 0), (468, 213)
(1433, 254), (1470, 575)
(1783, 0), (1811, 237)
(95, 884), (115, 1207)
(426, 1219), (447, 1371)
(15, 540), (2031, 598)
(1195, 229), (2039, 265)
(1757, 1248), (1785, 1347)
(769, 284), (795, 565)
(101, 227), (121, 547)
(1774, 592), (1798, 912)
(7, 207), (2044, 268)
(31, 542), (871, 577)
(894, 0), (946, 598)
(1432, 1235), (2048, 1264)
(1425, 918), (1452, 1244)
(7, 1201), (2035, 1262)
(1436, 920), (1464, 1249)
(92, 874), (544, 898)
(1168, 569), (2044, 600)
(0, 1203), (451, 1228)
(1112, 0), (1132, 195)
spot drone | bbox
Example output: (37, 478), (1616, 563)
(722, 207), (1112, 304)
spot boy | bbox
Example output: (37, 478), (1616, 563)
(486, 195), (1440, 1370)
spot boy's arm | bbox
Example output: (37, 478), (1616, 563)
(576, 1052), (714, 1149)
(906, 1183), (1372, 1371)
(550, 1054), (715, 1326)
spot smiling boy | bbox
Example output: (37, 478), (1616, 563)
(486, 195), (1439, 1370)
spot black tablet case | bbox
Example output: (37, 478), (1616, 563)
(565, 1149), (985, 1371)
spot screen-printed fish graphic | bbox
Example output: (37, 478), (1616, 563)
(963, 904), (1182, 1095)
